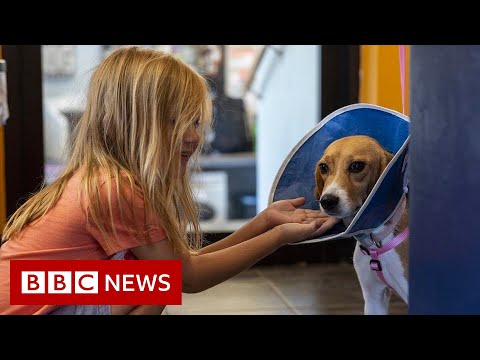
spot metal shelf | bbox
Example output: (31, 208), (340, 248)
(199, 219), (250, 233)
(199, 152), (255, 169)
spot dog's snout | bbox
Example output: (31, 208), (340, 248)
(320, 194), (339, 211)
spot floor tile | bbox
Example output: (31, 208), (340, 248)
(165, 274), (291, 315)
(164, 262), (408, 315)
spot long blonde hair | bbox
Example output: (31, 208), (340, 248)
(2, 46), (213, 256)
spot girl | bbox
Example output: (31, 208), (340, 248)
(0, 46), (338, 315)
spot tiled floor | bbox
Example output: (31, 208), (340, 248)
(164, 261), (408, 315)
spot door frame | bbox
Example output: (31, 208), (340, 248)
(3, 45), (44, 218)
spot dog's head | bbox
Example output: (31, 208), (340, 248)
(314, 135), (393, 219)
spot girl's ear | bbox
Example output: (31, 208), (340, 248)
(314, 162), (324, 200)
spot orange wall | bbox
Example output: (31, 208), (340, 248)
(0, 45), (5, 231)
(359, 45), (410, 116)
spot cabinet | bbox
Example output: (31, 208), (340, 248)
(198, 151), (256, 233)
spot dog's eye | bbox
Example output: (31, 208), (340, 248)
(319, 163), (329, 174)
(349, 161), (365, 173)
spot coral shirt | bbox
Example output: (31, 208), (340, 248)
(0, 171), (167, 315)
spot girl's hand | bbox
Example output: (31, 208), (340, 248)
(261, 197), (337, 230)
(273, 217), (338, 245)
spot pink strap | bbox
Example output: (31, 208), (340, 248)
(398, 45), (406, 114)
(361, 227), (409, 289)
(374, 227), (409, 256)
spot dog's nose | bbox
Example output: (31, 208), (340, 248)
(320, 194), (339, 211)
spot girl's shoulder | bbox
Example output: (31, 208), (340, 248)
(64, 168), (145, 215)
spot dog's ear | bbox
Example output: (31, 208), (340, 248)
(314, 162), (324, 200)
(381, 149), (394, 173)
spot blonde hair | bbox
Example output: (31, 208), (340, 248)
(2, 46), (213, 256)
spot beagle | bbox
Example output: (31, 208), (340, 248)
(314, 135), (409, 315)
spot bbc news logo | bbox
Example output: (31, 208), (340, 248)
(10, 260), (182, 305)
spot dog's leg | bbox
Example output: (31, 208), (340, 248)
(379, 251), (409, 305)
(353, 242), (390, 315)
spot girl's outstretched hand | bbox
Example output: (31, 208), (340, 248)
(273, 217), (338, 245)
(261, 196), (338, 231)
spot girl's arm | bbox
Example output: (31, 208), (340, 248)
(130, 219), (326, 294)
(198, 197), (337, 255)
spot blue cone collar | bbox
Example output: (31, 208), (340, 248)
(268, 103), (410, 244)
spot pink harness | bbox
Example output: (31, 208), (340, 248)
(355, 196), (409, 289)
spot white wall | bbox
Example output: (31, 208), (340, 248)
(255, 45), (320, 212)
(42, 45), (103, 103)
(42, 46), (103, 164)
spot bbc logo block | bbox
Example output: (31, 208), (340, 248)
(10, 260), (182, 305)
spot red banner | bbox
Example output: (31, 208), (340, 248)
(10, 260), (182, 305)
